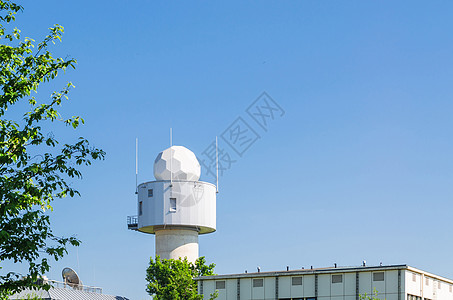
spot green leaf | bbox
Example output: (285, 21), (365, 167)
(0, 0), (104, 296)
(145, 256), (217, 300)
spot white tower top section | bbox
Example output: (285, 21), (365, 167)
(153, 146), (201, 181)
(129, 144), (216, 263)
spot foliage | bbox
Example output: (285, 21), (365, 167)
(0, 0), (104, 297)
(146, 256), (218, 300)
(360, 289), (383, 300)
(24, 293), (42, 300)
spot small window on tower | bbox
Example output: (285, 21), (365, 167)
(148, 189), (153, 197)
(170, 198), (176, 212)
(139, 201), (143, 215)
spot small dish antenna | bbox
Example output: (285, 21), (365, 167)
(62, 267), (82, 289)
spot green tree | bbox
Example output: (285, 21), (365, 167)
(360, 289), (383, 300)
(0, 0), (104, 298)
(146, 256), (218, 300)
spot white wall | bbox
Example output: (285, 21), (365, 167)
(405, 271), (453, 300)
(406, 271), (422, 297)
(137, 180), (216, 233)
(202, 269), (414, 300)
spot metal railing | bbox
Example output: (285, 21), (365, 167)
(127, 215), (138, 228)
(47, 280), (103, 294)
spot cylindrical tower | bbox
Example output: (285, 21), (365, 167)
(128, 146), (216, 262)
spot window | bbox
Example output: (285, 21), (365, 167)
(449, 284), (452, 293)
(426, 277), (430, 286)
(408, 295), (422, 300)
(148, 189), (153, 197)
(253, 278), (263, 287)
(170, 198), (176, 212)
(332, 274), (343, 284)
(139, 201), (143, 215)
(215, 281), (225, 289)
(292, 277), (303, 286)
(438, 281), (441, 289)
(412, 273), (417, 282)
(373, 272), (385, 282)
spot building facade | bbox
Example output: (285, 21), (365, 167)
(198, 265), (453, 300)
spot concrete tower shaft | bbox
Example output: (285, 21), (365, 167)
(155, 228), (199, 262)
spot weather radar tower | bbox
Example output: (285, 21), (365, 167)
(127, 146), (216, 263)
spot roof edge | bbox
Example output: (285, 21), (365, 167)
(196, 264), (410, 281)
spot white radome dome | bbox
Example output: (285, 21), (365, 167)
(154, 146), (201, 181)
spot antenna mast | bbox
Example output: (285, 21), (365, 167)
(135, 138), (138, 194)
(170, 128), (173, 186)
(216, 136), (219, 193)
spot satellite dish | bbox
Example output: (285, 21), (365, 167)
(62, 267), (82, 289)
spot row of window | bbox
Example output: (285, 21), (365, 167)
(220, 275), (452, 292)
(280, 298), (316, 300)
(216, 279), (266, 290)
(411, 273), (453, 292)
(407, 294), (431, 300)
(215, 272), (386, 290)
(333, 272), (385, 284)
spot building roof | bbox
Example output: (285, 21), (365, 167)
(10, 286), (129, 300)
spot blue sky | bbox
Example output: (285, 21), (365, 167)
(3, 1), (453, 299)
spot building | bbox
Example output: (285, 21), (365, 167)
(197, 264), (453, 300)
(10, 279), (129, 300)
(10, 269), (129, 300)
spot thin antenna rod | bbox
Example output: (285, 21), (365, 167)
(76, 247), (80, 275)
(170, 128), (173, 186)
(135, 138), (138, 194)
(216, 136), (219, 193)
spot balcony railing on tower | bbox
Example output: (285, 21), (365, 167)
(127, 215), (138, 230)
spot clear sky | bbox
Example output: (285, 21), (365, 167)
(3, 1), (453, 299)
